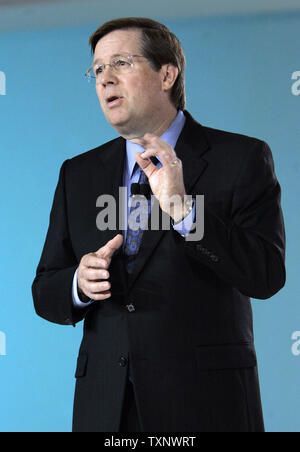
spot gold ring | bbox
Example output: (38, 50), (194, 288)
(171, 159), (179, 167)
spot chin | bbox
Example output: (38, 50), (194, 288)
(106, 110), (129, 126)
(104, 110), (141, 137)
(108, 115), (136, 134)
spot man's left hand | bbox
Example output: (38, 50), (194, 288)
(134, 133), (187, 222)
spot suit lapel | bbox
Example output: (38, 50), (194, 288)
(175, 110), (210, 194)
(90, 136), (127, 253)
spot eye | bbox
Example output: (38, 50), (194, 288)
(114, 59), (129, 68)
(94, 66), (103, 75)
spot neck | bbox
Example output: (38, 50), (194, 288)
(125, 107), (178, 146)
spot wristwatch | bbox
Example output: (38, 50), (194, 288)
(173, 197), (194, 225)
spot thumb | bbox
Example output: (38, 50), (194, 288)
(96, 234), (123, 260)
(135, 152), (156, 179)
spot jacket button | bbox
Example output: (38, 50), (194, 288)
(211, 255), (220, 263)
(126, 303), (135, 312)
(118, 357), (128, 367)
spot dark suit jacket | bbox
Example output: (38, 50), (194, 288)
(32, 111), (286, 432)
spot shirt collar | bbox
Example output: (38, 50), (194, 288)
(126, 110), (186, 179)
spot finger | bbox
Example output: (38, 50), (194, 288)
(77, 278), (111, 299)
(140, 136), (177, 167)
(83, 289), (111, 301)
(83, 254), (109, 269)
(88, 280), (111, 293)
(96, 234), (123, 260)
(84, 268), (110, 281)
(92, 291), (111, 301)
(134, 151), (158, 178)
(140, 148), (179, 173)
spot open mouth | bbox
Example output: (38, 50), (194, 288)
(106, 96), (122, 104)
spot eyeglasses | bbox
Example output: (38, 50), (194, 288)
(85, 54), (147, 84)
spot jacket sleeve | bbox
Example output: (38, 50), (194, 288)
(180, 140), (286, 300)
(32, 160), (89, 326)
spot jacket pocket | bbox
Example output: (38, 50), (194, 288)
(195, 343), (257, 371)
(75, 354), (88, 378)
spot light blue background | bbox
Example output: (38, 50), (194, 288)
(0, 10), (299, 432)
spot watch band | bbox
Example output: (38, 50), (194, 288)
(173, 198), (194, 225)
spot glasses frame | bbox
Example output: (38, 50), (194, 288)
(85, 54), (146, 83)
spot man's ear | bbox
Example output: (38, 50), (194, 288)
(161, 64), (179, 91)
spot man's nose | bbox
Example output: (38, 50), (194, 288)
(100, 66), (118, 87)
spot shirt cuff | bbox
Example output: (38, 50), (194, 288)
(72, 268), (94, 308)
(171, 201), (196, 237)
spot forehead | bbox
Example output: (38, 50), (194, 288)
(94, 28), (142, 62)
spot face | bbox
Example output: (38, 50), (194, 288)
(93, 28), (176, 139)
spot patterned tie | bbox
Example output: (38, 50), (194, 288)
(124, 157), (159, 273)
(124, 157), (158, 384)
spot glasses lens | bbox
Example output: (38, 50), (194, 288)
(86, 68), (96, 84)
(86, 55), (133, 84)
(112, 56), (132, 72)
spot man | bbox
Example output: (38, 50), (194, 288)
(32, 17), (286, 432)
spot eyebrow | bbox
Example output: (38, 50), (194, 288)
(92, 53), (129, 67)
